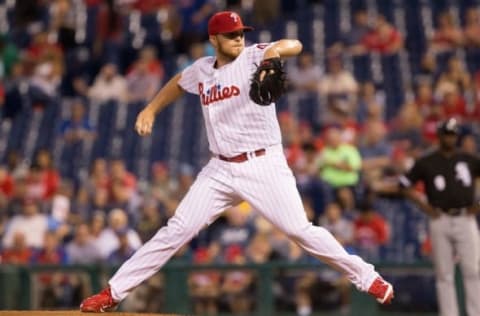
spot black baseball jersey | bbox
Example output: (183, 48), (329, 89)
(400, 150), (480, 209)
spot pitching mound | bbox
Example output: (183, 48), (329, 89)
(0, 312), (184, 316)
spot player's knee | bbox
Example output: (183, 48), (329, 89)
(459, 261), (480, 277)
(165, 216), (199, 244)
(436, 273), (455, 283)
(282, 223), (313, 242)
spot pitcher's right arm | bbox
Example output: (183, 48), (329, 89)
(135, 73), (185, 136)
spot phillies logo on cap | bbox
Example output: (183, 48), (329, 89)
(208, 11), (254, 36)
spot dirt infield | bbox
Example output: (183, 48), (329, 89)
(0, 312), (185, 316)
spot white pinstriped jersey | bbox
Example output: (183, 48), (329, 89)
(178, 43), (282, 157)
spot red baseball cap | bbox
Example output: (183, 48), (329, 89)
(208, 11), (253, 36)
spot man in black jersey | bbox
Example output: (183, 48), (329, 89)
(399, 118), (480, 316)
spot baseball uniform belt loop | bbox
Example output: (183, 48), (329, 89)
(217, 148), (266, 162)
(443, 207), (467, 216)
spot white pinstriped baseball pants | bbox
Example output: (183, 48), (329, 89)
(109, 144), (379, 301)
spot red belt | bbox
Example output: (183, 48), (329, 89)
(218, 149), (266, 163)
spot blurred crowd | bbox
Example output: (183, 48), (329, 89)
(1, 0), (480, 315)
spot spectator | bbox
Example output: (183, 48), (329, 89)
(318, 202), (354, 247)
(31, 231), (68, 265)
(461, 133), (477, 154)
(88, 63), (127, 103)
(5, 150), (28, 179)
(93, 0), (124, 61)
(66, 223), (102, 264)
(107, 228), (135, 265)
(60, 100), (96, 144)
(84, 158), (110, 194)
(252, 0), (280, 26)
(3, 175), (28, 219)
(95, 208), (142, 258)
(388, 102), (424, 150)
(0, 231), (33, 264)
(108, 159), (138, 213)
(148, 161), (175, 207)
(90, 211), (106, 240)
(318, 57), (358, 106)
(26, 31), (64, 66)
(414, 81), (436, 116)
(2, 200), (48, 249)
(440, 86), (467, 121)
(174, 0), (216, 53)
(29, 61), (62, 105)
(464, 7), (480, 48)
(126, 46), (164, 102)
(418, 52), (438, 81)
(208, 205), (254, 264)
(436, 56), (471, 95)
(49, 0), (77, 51)
(289, 51), (323, 94)
(133, 46), (165, 78)
(90, 187), (111, 215)
(316, 126), (362, 189)
(33, 149), (61, 200)
(135, 199), (164, 243)
(353, 202), (390, 261)
(329, 9), (371, 56)
(0, 164), (15, 200)
(430, 11), (464, 53)
(290, 142), (318, 189)
(0, 34), (19, 78)
(2, 62), (27, 121)
(25, 163), (53, 202)
(49, 181), (73, 235)
(359, 121), (392, 185)
(356, 82), (385, 125)
(361, 15), (403, 55)
(126, 60), (161, 102)
(177, 41), (208, 71)
(325, 98), (360, 144)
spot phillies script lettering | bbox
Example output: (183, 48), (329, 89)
(198, 83), (240, 106)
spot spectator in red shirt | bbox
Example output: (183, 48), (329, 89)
(353, 201), (390, 261)
(33, 149), (60, 200)
(414, 81), (436, 116)
(109, 159), (137, 198)
(421, 104), (445, 144)
(0, 164), (14, 199)
(26, 31), (64, 65)
(436, 56), (471, 95)
(362, 15), (403, 55)
(1, 231), (33, 264)
(464, 7), (480, 48)
(430, 11), (464, 53)
(441, 87), (467, 121)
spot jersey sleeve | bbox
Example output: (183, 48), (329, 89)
(246, 42), (276, 65)
(399, 159), (424, 188)
(178, 63), (199, 95)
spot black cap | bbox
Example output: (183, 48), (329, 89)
(437, 118), (459, 135)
